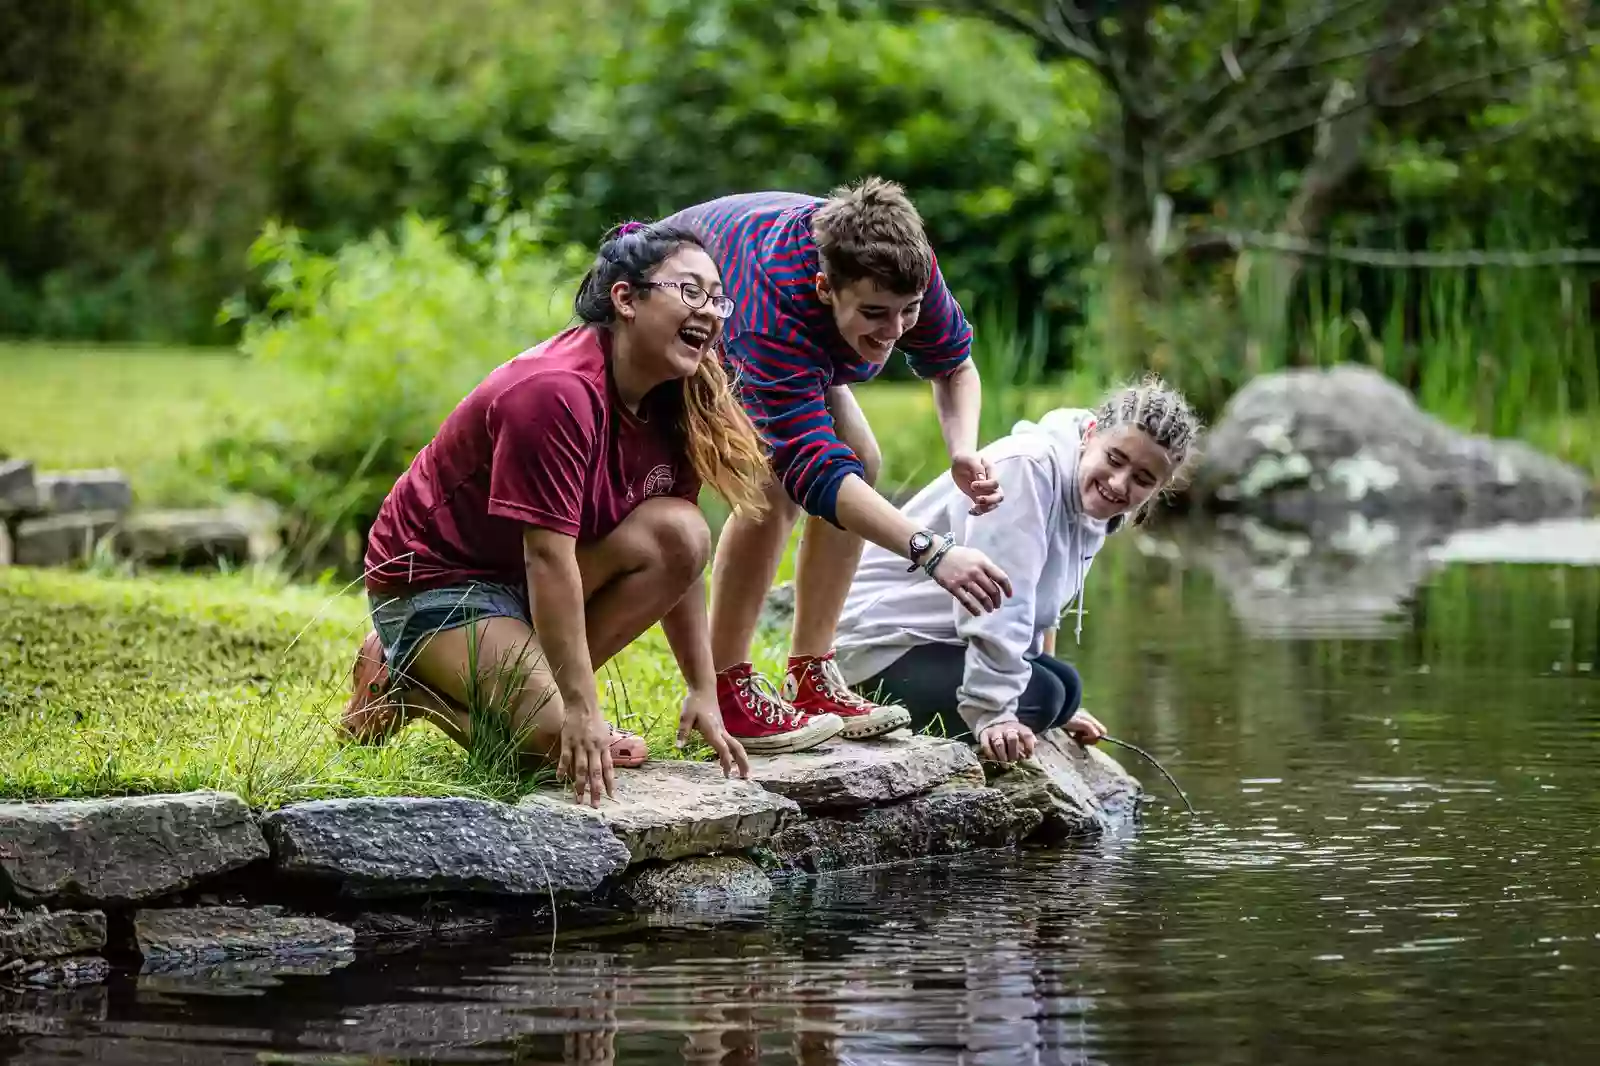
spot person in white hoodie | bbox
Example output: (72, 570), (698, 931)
(834, 375), (1201, 764)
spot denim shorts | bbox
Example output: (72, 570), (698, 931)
(367, 581), (530, 677)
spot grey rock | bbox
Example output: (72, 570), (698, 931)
(13, 955), (111, 988)
(260, 797), (628, 898)
(619, 856), (774, 909)
(0, 458), (38, 515)
(754, 787), (1039, 875)
(987, 729), (1143, 842)
(33, 470), (133, 515)
(519, 759), (798, 863)
(134, 906), (354, 969)
(1190, 365), (1592, 529)
(0, 908), (107, 962)
(748, 733), (981, 813)
(112, 508), (269, 568)
(0, 521), (11, 567)
(0, 791), (269, 907)
(11, 511), (122, 567)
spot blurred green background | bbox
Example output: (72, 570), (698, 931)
(3, 0), (1596, 569)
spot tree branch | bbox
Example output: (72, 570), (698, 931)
(1178, 33), (1598, 167)
(1189, 230), (1600, 268)
(1158, 0), (1383, 135)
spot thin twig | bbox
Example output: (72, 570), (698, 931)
(1100, 734), (1197, 816)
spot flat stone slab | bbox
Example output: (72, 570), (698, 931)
(746, 733), (982, 813)
(0, 458), (38, 515)
(259, 797), (629, 899)
(134, 905), (354, 969)
(619, 856), (774, 910)
(33, 470), (132, 515)
(754, 786), (1039, 875)
(520, 760), (798, 863)
(11, 511), (122, 567)
(0, 791), (269, 907)
(113, 508), (273, 568)
(0, 908), (107, 962)
(987, 729), (1143, 842)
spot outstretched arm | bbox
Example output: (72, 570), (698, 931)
(660, 573), (749, 778)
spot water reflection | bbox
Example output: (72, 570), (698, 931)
(5, 523), (1599, 1064)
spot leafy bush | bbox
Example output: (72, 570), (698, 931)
(193, 178), (589, 572)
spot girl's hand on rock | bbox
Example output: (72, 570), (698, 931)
(979, 721), (1036, 764)
(678, 688), (750, 779)
(1065, 709), (1106, 745)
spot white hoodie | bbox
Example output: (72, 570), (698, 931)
(834, 408), (1118, 737)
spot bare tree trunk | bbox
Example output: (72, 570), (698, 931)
(1099, 0), (1166, 379)
(1243, 0), (1437, 367)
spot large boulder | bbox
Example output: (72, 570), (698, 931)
(746, 734), (982, 813)
(134, 905), (354, 969)
(519, 760), (798, 864)
(753, 786), (1039, 875)
(0, 792), (269, 907)
(1189, 365), (1592, 530)
(259, 797), (629, 899)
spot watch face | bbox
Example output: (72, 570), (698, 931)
(910, 532), (932, 555)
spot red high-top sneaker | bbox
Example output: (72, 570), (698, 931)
(716, 663), (842, 754)
(784, 652), (911, 740)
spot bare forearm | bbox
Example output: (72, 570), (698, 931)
(523, 547), (598, 717)
(932, 361), (982, 458)
(661, 572), (715, 693)
(834, 475), (923, 560)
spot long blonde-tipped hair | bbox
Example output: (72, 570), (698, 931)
(676, 350), (770, 518)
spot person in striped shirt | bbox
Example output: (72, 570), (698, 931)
(662, 177), (1014, 753)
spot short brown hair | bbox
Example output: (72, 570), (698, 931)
(811, 176), (933, 295)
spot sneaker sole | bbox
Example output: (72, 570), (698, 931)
(838, 707), (913, 740)
(735, 713), (845, 755)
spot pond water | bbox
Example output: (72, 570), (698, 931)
(4, 517), (1598, 1065)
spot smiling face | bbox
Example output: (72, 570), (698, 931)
(1077, 423), (1177, 522)
(616, 245), (726, 381)
(817, 274), (923, 365)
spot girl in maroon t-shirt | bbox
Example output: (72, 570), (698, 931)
(341, 223), (803, 807)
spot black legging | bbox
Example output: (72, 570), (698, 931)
(855, 642), (1083, 741)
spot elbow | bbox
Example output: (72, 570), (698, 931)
(522, 529), (578, 579)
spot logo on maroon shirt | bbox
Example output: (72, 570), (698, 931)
(641, 464), (675, 498)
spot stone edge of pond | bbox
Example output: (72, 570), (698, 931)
(0, 731), (1142, 988)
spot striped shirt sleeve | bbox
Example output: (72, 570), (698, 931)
(726, 330), (865, 527)
(898, 256), (974, 380)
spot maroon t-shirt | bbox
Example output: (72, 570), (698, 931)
(364, 325), (700, 591)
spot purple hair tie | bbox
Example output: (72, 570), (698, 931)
(617, 220), (647, 237)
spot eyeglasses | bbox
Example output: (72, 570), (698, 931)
(643, 281), (735, 320)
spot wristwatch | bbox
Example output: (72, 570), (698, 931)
(906, 530), (936, 572)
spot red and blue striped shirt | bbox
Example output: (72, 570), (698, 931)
(662, 192), (973, 524)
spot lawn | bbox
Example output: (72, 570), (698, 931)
(0, 564), (801, 807)
(0, 342), (308, 505)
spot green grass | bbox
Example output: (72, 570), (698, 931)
(0, 565), (791, 807)
(0, 342), (308, 505)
